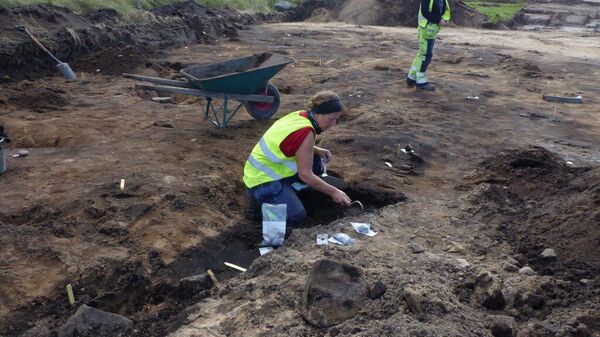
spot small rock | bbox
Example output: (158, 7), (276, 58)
(504, 256), (520, 266)
(540, 248), (557, 259)
(153, 120), (174, 128)
(446, 242), (465, 254)
(482, 288), (506, 310)
(475, 272), (506, 309)
(489, 315), (516, 337)
(527, 294), (546, 310)
(178, 273), (213, 295)
(57, 305), (132, 337)
(533, 320), (559, 334)
(580, 279), (591, 285)
(403, 287), (424, 315)
(409, 242), (425, 254)
(573, 323), (592, 337)
(455, 258), (471, 269)
(162, 175), (177, 184)
(519, 266), (536, 276)
(503, 262), (519, 272)
(368, 281), (386, 300)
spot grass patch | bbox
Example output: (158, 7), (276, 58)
(464, 1), (527, 23)
(0, 0), (302, 14)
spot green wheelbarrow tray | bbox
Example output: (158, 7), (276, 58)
(123, 53), (294, 128)
(181, 53), (294, 95)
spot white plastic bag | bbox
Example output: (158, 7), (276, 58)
(261, 203), (287, 247)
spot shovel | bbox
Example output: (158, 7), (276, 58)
(15, 25), (77, 81)
(320, 157), (347, 190)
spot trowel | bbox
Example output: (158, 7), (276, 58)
(15, 25), (77, 81)
(320, 157), (347, 189)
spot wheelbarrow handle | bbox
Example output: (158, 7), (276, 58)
(16, 25), (61, 64)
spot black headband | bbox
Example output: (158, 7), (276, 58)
(312, 99), (343, 114)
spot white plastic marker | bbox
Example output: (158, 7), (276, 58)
(206, 269), (219, 286)
(120, 179), (125, 190)
(66, 284), (75, 305)
(224, 262), (246, 273)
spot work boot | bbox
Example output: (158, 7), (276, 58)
(406, 77), (416, 88)
(416, 82), (436, 91)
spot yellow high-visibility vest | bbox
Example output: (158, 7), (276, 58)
(243, 111), (314, 188)
(418, 0), (451, 28)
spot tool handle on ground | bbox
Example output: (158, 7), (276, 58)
(21, 27), (61, 64)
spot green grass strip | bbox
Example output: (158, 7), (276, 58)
(464, 1), (527, 23)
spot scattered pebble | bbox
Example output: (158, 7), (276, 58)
(540, 248), (557, 259)
(519, 266), (536, 276)
(504, 256), (520, 267)
(409, 242), (424, 254)
(446, 242), (465, 254)
(502, 262), (519, 272)
(455, 258), (471, 269)
(153, 120), (174, 128)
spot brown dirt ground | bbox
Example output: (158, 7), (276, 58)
(1, 1), (600, 337)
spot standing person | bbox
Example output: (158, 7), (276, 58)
(243, 90), (352, 225)
(0, 125), (10, 174)
(406, 0), (451, 91)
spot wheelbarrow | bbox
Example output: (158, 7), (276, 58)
(123, 53), (294, 128)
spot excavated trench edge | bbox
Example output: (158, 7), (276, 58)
(2, 185), (406, 337)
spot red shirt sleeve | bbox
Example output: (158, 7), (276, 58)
(280, 127), (314, 157)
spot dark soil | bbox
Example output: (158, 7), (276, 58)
(465, 146), (600, 278)
(0, 1), (291, 81)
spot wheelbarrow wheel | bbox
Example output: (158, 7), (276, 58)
(245, 83), (280, 120)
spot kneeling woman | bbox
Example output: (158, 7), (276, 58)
(243, 90), (351, 225)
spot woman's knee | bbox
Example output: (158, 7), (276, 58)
(287, 208), (307, 226)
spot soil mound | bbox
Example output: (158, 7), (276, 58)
(0, 1), (287, 81)
(465, 146), (600, 278)
(297, 0), (486, 27)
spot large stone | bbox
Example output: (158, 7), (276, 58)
(302, 259), (368, 327)
(57, 304), (133, 337)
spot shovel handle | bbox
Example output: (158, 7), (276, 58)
(17, 26), (61, 64)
